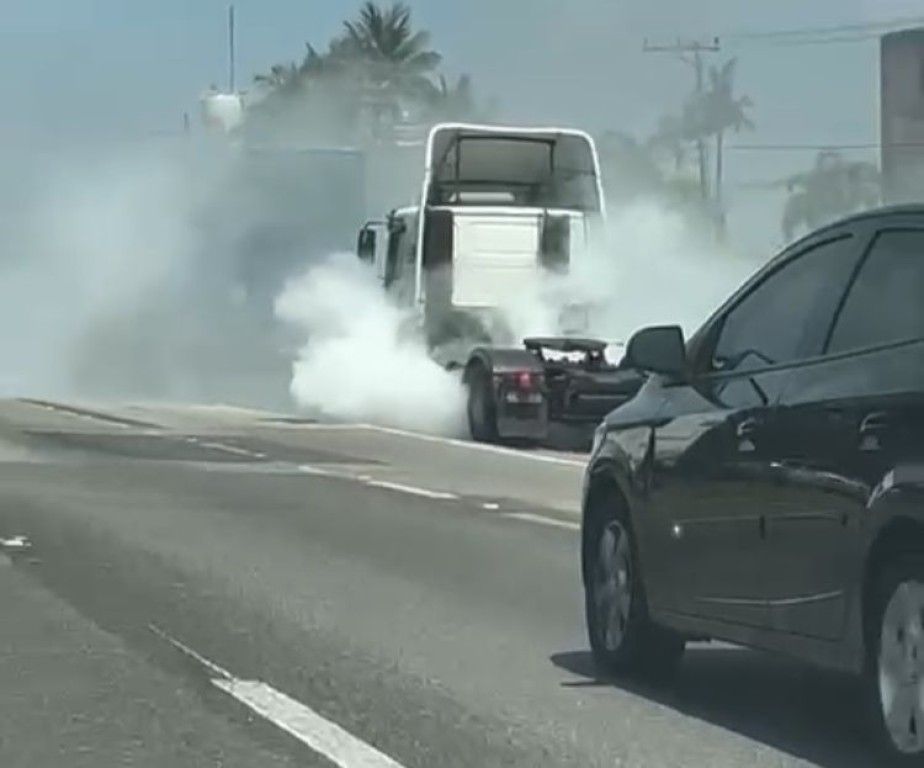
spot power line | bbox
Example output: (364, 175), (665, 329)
(725, 15), (924, 41)
(764, 33), (881, 48)
(728, 143), (879, 151)
(727, 142), (924, 151)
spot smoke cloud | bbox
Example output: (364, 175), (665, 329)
(275, 254), (467, 434)
(498, 201), (754, 355)
(0, 139), (299, 408)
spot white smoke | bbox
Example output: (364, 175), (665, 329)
(498, 200), (756, 358)
(276, 202), (756, 434)
(275, 254), (467, 434)
(0, 146), (203, 398)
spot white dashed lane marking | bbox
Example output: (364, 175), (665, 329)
(365, 480), (458, 501)
(353, 423), (587, 467)
(198, 441), (262, 459)
(150, 625), (406, 768)
(298, 465), (459, 500)
(501, 512), (581, 532)
(298, 464), (344, 478)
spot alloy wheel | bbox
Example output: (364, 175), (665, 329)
(593, 520), (633, 651)
(879, 580), (924, 755)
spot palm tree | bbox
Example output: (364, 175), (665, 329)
(253, 62), (300, 92)
(700, 58), (754, 205)
(426, 74), (476, 120)
(342, 3), (441, 100)
(248, 3), (448, 145)
(781, 152), (880, 240)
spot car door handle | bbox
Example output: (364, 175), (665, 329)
(859, 411), (889, 452)
(736, 417), (761, 439)
(736, 417), (761, 452)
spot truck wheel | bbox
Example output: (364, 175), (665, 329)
(465, 363), (498, 443)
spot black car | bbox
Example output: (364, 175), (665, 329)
(582, 205), (924, 763)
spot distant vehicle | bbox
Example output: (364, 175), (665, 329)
(356, 123), (642, 444)
(582, 205), (924, 762)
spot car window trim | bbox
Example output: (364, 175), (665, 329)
(694, 333), (924, 390)
(822, 226), (924, 357)
(782, 335), (924, 374)
(696, 231), (856, 377)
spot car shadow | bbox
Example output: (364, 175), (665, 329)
(550, 646), (881, 768)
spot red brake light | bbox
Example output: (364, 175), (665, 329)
(517, 371), (535, 390)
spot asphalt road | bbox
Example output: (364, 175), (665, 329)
(0, 399), (882, 767)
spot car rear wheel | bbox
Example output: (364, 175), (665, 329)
(465, 364), (498, 443)
(869, 559), (924, 763)
(585, 503), (684, 677)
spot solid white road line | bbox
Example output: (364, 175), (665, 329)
(365, 480), (458, 500)
(355, 423), (587, 468)
(149, 623), (233, 678)
(150, 625), (405, 768)
(501, 512), (581, 532)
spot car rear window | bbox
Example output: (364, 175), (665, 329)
(828, 229), (924, 354)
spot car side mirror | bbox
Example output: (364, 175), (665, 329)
(624, 325), (686, 379)
(357, 227), (376, 263)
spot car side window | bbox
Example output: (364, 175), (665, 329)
(710, 235), (858, 374)
(827, 229), (924, 354)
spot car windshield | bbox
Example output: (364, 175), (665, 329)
(4, 2), (921, 767)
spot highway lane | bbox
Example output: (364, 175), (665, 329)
(0, 399), (883, 767)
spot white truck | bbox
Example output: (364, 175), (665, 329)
(357, 123), (643, 443)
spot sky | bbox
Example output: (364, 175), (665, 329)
(2, 0), (923, 251)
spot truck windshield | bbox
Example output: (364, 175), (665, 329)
(428, 132), (601, 212)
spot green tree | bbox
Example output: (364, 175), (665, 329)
(781, 151), (880, 241)
(649, 115), (689, 173)
(250, 3), (452, 144)
(597, 130), (716, 228)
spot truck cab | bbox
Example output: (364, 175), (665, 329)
(358, 123), (606, 342)
(357, 124), (637, 444)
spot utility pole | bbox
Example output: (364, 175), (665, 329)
(228, 4), (236, 93)
(643, 37), (720, 203)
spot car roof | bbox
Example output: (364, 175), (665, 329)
(691, 203), (924, 347)
(786, 204), (924, 251)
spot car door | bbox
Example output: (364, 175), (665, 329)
(384, 212), (419, 306)
(646, 229), (866, 629)
(772, 223), (924, 639)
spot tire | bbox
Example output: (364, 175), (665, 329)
(465, 363), (498, 443)
(584, 496), (684, 678)
(866, 556), (924, 764)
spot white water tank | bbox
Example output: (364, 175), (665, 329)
(200, 91), (244, 132)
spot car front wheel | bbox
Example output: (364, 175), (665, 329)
(585, 507), (684, 677)
(869, 559), (924, 763)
